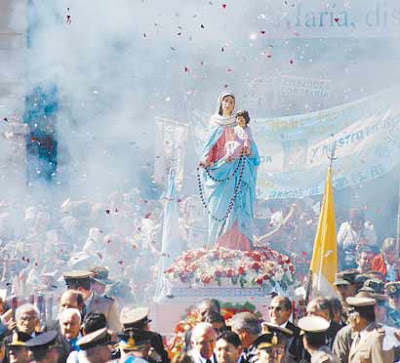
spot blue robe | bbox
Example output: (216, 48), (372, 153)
(201, 121), (260, 247)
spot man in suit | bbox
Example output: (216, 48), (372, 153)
(267, 296), (307, 362)
(63, 270), (121, 332)
(229, 312), (262, 363)
(346, 296), (394, 363)
(214, 331), (243, 363)
(189, 322), (217, 363)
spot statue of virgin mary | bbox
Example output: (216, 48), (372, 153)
(198, 91), (259, 250)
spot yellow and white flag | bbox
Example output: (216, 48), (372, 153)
(310, 166), (337, 297)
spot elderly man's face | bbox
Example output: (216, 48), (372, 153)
(192, 329), (216, 359)
(9, 347), (30, 363)
(268, 298), (291, 326)
(215, 339), (241, 363)
(17, 310), (39, 335)
(60, 314), (81, 340)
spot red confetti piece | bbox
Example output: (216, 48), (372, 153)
(3, 117), (8, 122)
(145, 212), (152, 219)
(106, 239), (112, 244)
(105, 209), (110, 214)
(66, 15), (71, 24)
(334, 18), (339, 22)
(222, 3), (227, 8)
(267, 54), (272, 58)
(118, 260), (124, 265)
(35, 262), (38, 267)
(289, 59), (294, 64)
(184, 67), (189, 73)
(260, 31), (266, 34)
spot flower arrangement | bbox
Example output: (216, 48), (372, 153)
(164, 246), (295, 291)
(168, 301), (262, 358)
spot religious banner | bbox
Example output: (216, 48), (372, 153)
(153, 118), (189, 191)
(192, 87), (400, 199)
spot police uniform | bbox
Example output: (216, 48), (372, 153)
(25, 330), (59, 363)
(255, 331), (286, 363)
(346, 297), (394, 363)
(385, 282), (400, 328)
(261, 322), (296, 362)
(114, 307), (169, 363)
(63, 270), (121, 332)
(333, 269), (358, 323)
(109, 330), (152, 363)
(77, 327), (115, 351)
(297, 316), (339, 363)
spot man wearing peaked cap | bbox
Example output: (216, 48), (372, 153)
(117, 307), (169, 363)
(255, 332), (286, 363)
(297, 316), (338, 363)
(385, 281), (400, 328)
(111, 330), (152, 363)
(25, 330), (59, 363)
(259, 322), (294, 362)
(90, 266), (114, 295)
(346, 296), (394, 363)
(63, 270), (121, 332)
(7, 331), (32, 363)
(76, 327), (115, 362)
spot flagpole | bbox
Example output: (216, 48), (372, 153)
(396, 166), (400, 266)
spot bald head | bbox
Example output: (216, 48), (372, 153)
(60, 290), (84, 313)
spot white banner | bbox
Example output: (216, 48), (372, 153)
(192, 88), (400, 199)
(153, 118), (188, 190)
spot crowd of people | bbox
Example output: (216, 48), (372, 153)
(0, 273), (399, 363)
(0, 179), (399, 362)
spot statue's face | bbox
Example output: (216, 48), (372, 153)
(221, 96), (235, 115)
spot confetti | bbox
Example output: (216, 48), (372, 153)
(2, 117), (8, 122)
(222, 3), (227, 8)
(177, 32), (182, 36)
(105, 209), (110, 214)
(170, 47), (176, 51)
(334, 18), (339, 22)
(118, 260), (124, 265)
(289, 59), (294, 64)
(143, 33), (147, 38)
(66, 8), (72, 25)
(184, 66), (189, 73)
(221, 46), (225, 52)
(260, 30), (266, 35)
(201, 24), (205, 29)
